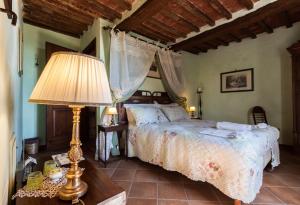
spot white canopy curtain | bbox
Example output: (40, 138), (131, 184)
(96, 30), (186, 161)
(110, 31), (157, 101)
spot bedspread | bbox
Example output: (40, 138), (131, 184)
(128, 120), (280, 203)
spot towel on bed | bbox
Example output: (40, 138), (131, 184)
(217, 121), (253, 131)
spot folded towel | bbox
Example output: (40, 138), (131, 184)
(198, 128), (236, 138)
(216, 121), (253, 131)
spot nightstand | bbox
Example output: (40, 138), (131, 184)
(98, 123), (128, 167)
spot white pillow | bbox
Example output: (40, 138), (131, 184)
(124, 104), (157, 126)
(161, 106), (190, 122)
(127, 106), (169, 126)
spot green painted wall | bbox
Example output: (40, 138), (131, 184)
(182, 23), (300, 145)
(22, 24), (81, 144)
(0, 0), (23, 203)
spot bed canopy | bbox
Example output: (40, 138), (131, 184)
(96, 31), (187, 161)
(109, 31), (187, 108)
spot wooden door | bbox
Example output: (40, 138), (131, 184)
(288, 41), (300, 153)
(45, 42), (90, 151)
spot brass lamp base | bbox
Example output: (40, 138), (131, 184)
(59, 105), (88, 204)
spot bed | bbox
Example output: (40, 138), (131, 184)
(117, 90), (280, 205)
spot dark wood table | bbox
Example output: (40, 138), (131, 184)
(15, 158), (125, 205)
(98, 123), (128, 167)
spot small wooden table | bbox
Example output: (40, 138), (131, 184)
(15, 159), (126, 205)
(98, 123), (128, 167)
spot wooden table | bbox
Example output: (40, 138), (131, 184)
(15, 159), (126, 205)
(98, 123), (128, 167)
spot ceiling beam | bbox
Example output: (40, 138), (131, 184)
(172, 0), (299, 51)
(117, 0), (169, 30)
(92, 0), (122, 19)
(283, 11), (293, 28)
(216, 38), (229, 46)
(258, 20), (273, 33)
(23, 16), (80, 38)
(238, 0), (254, 10)
(240, 28), (257, 39)
(141, 23), (177, 41)
(146, 20), (182, 38)
(142, 22), (178, 39)
(176, 0), (215, 26)
(161, 10), (200, 32)
(228, 33), (242, 42)
(113, 0), (132, 10)
(148, 18), (187, 37)
(205, 0), (232, 20)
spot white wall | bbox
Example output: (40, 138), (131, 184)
(0, 0), (22, 203)
(22, 24), (81, 144)
(183, 23), (300, 145)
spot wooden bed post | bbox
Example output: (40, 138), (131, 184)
(234, 200), (242, 205)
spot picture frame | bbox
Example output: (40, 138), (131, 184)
(220, 68), (254, 93)
(147, 58), (160, 79)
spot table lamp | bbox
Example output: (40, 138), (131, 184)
(29, 52), (112, 203)
(105, 107), (118, 125)
(189, 106), (196, 118)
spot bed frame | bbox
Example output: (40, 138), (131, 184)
(116, 90), (173, 123)
(116, 90), (243, 205)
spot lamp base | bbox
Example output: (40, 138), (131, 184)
(59, 181), (88, 202)
(58, 105), (88, 204)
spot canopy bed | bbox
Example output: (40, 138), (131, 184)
(97, 31), (280, 205)
(115, 90), (280, 205)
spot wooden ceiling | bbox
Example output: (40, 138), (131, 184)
(22, 0), (300, 54)
(116, 0), (300, 54)
(172, 0), (300, 54)
(22, 0), (135, 38)
(116, 0), (261, 43)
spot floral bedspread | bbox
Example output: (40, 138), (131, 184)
(128, 120), (280, 203)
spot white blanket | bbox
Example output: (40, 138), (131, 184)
(128, 120), (280, 203)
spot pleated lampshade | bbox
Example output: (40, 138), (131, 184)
(29, 52), (112, 106)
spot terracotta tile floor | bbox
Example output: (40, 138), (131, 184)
(93, 149), (300, 205)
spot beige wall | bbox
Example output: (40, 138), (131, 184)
(0, 0), (22, 203)
(182, 23), (300, 145)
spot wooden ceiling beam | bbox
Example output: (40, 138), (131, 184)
(258, 20), (273, 33)
(238, 0), (254, 10)
(132, 28), (169, 44)
(140, 24), (176, 42)
(228, 33), (242, 42)
(176, 0), (215, 26)
(205, 42), (218, 49)
(148, 19), (187, 37)
(283, 11), (293, 28)
(23, 12), (83, 34)
(216, 38), (229, 46)
(240, 28), (257, 39)
(25, 0), (94, 24)
(117, 0), (169, 30)
(92, 0), (122, 19)
(205, 0), (232, 20)
(23, 15), (80, 38)
(112, 0), (132, 10)
(161, 10), (200, 32)
(23, 4), (88, 31)
(172, 0), (299, 51)
(145, 20), (182, 39)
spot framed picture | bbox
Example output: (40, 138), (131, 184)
(147, 58), (160, 79)
(220, 68), (254, 93)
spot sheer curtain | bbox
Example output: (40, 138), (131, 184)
(156, 49), (187, 108)
(109, 31), (157, 102)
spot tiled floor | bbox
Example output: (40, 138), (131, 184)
(93, 149), (300, 205)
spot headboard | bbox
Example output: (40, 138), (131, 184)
(116, 90), (173, 123)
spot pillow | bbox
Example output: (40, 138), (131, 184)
(127, 106), (169, 126)
(161, 106), (190, 122)
(124, 104), (158, 126)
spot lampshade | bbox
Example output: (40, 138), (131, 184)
(29, 52), (112, 106)
(189, 106), (196, 112)
(105, 107), (118, 115)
